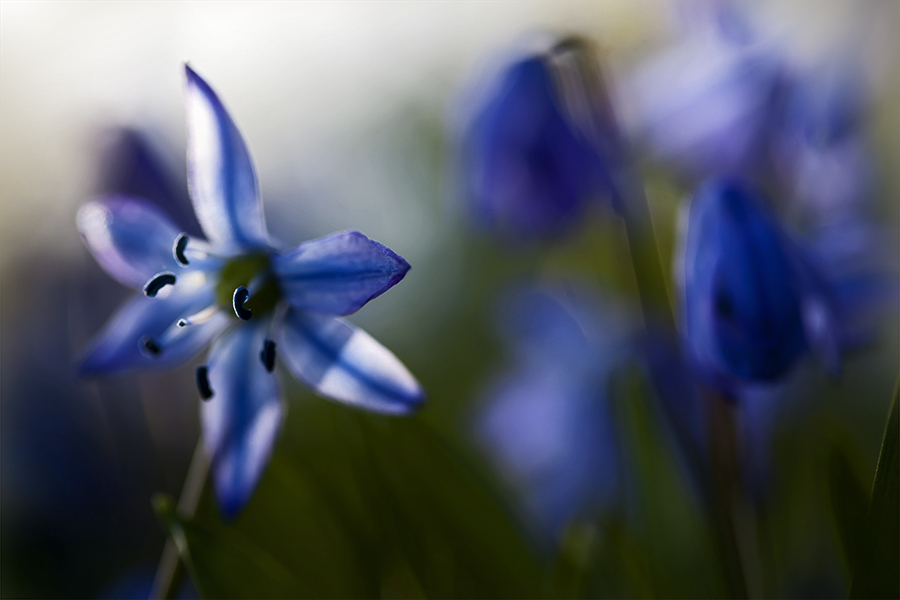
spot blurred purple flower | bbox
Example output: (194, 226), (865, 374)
(624, 1), (885, 234)
(475, 285), (629, 544)
(775, 64), (876, 232)
(460, 53), (609, 240)
(94, 127), (202, 238)
(676, 177), (841, 388)
(622, 7), (786, 178)
(78, 66), (424, 518)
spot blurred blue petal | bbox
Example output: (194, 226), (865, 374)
(95, 127), (202, 238)
(497, 283), (603, 374)
(479, 369), (619, 540)
(184, 65), (270, 253)
(475, 284), (630, 544)
(201, 321), (284, 519)
(77, 196), (182, 290)
(462, 55), (606, 239)
(679, 177), (811, 383)
(624, 34), (784, 176)
(79, 278), (225, 375)
(278, 309), (424, 415)
(776, 66), (875, 230)
(273, 230), (410, 315)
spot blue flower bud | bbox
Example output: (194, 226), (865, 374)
(679, 177), (809, 384)
(461, 55), (607, 240)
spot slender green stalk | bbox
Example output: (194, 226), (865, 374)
(705, 392), (751, 599)
(150, 440), (208, 600)
(549, 37), (753, 598)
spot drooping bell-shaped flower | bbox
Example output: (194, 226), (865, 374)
(475, 284), (629, 544)
(620, 4), (785, 178)
(78, 66), (425, 518)
(460, 53), (609, 240)
(676, 177), (840, 387)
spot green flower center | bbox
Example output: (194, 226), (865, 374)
(215, 253), (282, 319)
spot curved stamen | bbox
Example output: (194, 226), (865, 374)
(178, 304), (220, 328)
(140, 336), (162, 356)
(233, 286), (252, 320)
(173, 233), (190, 266)
(196, 366), (214, 400)
(171, 234), (224, 270)
(143, 272), (177, 297)
(260, 339), (276, 372)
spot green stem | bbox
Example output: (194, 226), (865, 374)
(705, 391), (752, 599)
(150, 440), (208, 600)
(551, 37), (752, 597)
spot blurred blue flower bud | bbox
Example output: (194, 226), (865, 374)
(461, 53), (609, 240)
(475, 284), (632, 545)
(677, 177), (840, 387)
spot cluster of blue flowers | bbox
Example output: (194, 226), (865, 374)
(78, 6), (893, 565)
(456, 10), (893, 535)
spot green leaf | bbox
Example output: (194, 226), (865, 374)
(172, 397), (543, 599)
(610, 367), (726, 599)
(850, 382), (899, 599)
(828, 447), (871, 579)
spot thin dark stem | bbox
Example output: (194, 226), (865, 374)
(551, 38), (752, 598)
(150, 440), (208, 600)
(706, 391), (751, 599)
(549, 37), (674, 329)
(617, 168), (675, 328)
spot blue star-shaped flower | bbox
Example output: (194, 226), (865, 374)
(77, 65), (425, 518)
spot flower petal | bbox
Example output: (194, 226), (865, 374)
(477, 369), (618, 541)
(679, 178), (806, 383)
(201, 321), (283, 519)
(79, 275), (226, 375)
(463, 56), (606, 239)
(77, 196), (182, 289)
(273, 230), (410, 315)
(184, 65), (270, 252)
(278, 310), (424, 414)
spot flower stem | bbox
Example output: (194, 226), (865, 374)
(705, 391), (752, 599)
(552, 37), (753, 597)
(549, 37), (674, 328)
(150, 440), (208, 600)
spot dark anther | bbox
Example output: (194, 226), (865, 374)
(233, 286), (252, 320)
(141, 336), (162, 356)
(196, 366), (214, 400)
(173, 234), (190, 266)
(260, 339), (276, 372)
(143, 272), (177, 297)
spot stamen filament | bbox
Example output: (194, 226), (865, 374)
(178, 305), (220, 328)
